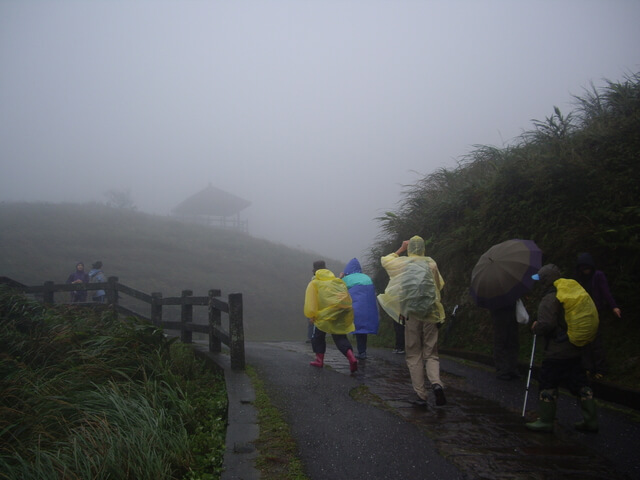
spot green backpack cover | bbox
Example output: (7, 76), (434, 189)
(553, 278), (599, 347)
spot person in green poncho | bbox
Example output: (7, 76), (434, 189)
(304, 260), (358, 373)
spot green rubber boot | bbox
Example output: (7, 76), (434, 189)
(526, 398), (556, 433)
(575, 397), (599, 433)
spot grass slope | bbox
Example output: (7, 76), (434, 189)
(0, 202), (344, 341)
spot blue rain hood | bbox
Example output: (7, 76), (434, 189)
(342, 258), (379, 335)
(344, 258), (362, 275)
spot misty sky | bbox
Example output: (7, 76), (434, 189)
(1, 1), (639, 264)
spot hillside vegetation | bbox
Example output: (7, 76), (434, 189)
(0, 285), (227, 479)
(367, 72), (640, 389)
(0, 203), (343, 341)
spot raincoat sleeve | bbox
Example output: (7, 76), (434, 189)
(532, 292), (561, 336)
(377, 253), (404, 321)
(304, 281), (318, 320)
(381, 253), (404, 277)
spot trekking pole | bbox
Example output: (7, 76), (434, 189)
(522, 334), (537, 417)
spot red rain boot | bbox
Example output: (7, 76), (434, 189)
(346, 349), (358, 373)
(310, 353), (324, 368)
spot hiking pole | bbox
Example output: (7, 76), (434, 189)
(522, 334), (537, 417)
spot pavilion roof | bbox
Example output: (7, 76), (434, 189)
(172, 184), (251, 217)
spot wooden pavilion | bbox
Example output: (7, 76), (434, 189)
(171, 183), (251, 232)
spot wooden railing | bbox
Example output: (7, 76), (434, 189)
(0, 276), (245, 370)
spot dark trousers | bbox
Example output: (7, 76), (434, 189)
(492, 306), (519, 377)
(393, 321), (405, 350)
(311, 328), (352, 355)
(581, 322), (608, 375)
(355, 334), (368, 354)
(538, 356), (590, 396)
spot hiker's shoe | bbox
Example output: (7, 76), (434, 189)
(392, 349), (405, 354)
(355, 352), (367, 360)
(408, 394), (428, 407)
(433, 384), (447, 406)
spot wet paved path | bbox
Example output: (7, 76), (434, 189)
(247, 341), (639, 480)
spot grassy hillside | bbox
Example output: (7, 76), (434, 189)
(0, 202), (344, 341)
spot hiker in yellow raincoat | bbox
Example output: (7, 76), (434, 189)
(304, 260), (358, 372)
(378, 236), (447, 407)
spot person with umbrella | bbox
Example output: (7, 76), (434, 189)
(470, 239), (542, 381)
(490, 303), (521, 380)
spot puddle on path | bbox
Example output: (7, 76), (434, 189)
(273, 342), (630, 480)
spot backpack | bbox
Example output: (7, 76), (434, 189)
(553, 278), (599, 347)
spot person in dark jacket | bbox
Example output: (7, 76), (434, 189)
(525, 264), (598, 433)
(340, 258), (379, 360)
(575, 252), (621, 378)
(66, 261), (90, 303)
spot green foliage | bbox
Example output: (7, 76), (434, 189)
(0, 286), (227, 479)
(368, 72), (640, 390)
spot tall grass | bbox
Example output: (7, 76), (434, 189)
(0, 285), (227, 480)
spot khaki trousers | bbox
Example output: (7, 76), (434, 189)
(405, 316), (442, 400)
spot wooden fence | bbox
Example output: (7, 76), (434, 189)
(0, 276), (245, 370)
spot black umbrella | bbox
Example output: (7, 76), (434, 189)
(470, 239), (542, 310)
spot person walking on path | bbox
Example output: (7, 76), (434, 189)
(88, 261), (107, 302)
(526, 264), (599, 433)
(490, 302), (521, 380)
(377, 236), (447, 407)
(304, 260), (358, 373)
(340, 258), (379, 360)
(575, 252), (621, 379)
(66, 261), (89, 303)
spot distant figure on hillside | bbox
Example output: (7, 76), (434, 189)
(340, 258), (379, 360)
(378, 236), (447, 408)
(574, 252), (622, 379)
(88, 261), (107, 303)
(66, 261), (89, 303)
(304, 260), (358, 373)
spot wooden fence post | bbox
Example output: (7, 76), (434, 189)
(181, 290), (193, 344)
(208, 289), (221, 353)
(107, 277), (119, 306)
(228, 293), (245, 370)
(43, 281), (54, 305)
(151, 292), (163, 327)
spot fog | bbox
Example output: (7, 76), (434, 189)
(1, 1), (639, 263)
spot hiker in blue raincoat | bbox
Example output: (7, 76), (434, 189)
(340, 258), (379, 360)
